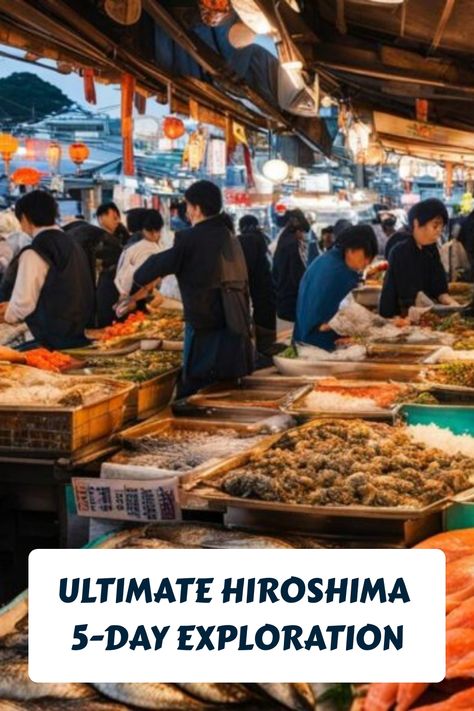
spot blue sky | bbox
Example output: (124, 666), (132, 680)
(0, 45), (164, 117)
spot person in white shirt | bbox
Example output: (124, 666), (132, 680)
(0, 191), (94, 349)
(115, 210), (164, 298)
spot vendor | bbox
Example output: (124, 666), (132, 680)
(272, 209), (310, 324)
(0, 191), (94, 350)
(128, 180), (254, 397)
(115, 210), (164, 299)
(293, 225), (378, 351)
(379, 199), (459, 318)
(95, 201), (130, 328)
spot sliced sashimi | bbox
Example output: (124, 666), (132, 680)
(446, 598), (474, 630)
(363, 683), (398, 710)
(414, 686), (474, 710)
(446, 556), (474, 597)
(415, 530), (474, 563)
(395, 682), (429, 711)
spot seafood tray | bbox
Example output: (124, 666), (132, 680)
(184, 419), (474, 545)
(187, 383), (309, 414)
(283, 384), (398, 422)
(0, 378), (134, 457)
(124, 368), (180, 421)
(273, 355), (430, 382)
(108, 417), (280, 480)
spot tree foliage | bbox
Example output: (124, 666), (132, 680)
(0, 72), (73, 124)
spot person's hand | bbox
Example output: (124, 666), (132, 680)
(438, 293), (460, 307)
(319, 323), (331, 332)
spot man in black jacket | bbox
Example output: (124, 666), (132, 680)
(95, 202), (130, 327)
(130, 180), (254, 396)
(380, 199), (459, 318)
(237, 215), (276, 357)
(0, 191), (94, 349)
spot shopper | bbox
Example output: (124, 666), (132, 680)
(293, 225), (377, 351)
(125, 207), (150, 247)
(115, 210), (164, 299)
(95, 201), (130, 327)
(237, 214), (276, 357)
(272, 209), (310, 324)
(129, 180), (254, 396)
(0, 190), (94, 349)
(319, 226), (335, 252)
(63, 215), (106, 288)
(380, 198), (459, 318)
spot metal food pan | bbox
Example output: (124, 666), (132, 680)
(273, 355), (430, 382)
(0, 378), (134, 457)
(187, 384), (309, 412)
(184, 418), (474, 520)
(283, 388), (397, 422)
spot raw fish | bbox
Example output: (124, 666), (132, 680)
(414, 686), (474, 709)
(363, 682), (398, 710)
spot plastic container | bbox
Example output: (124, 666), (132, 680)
(399, 404), (474, 436)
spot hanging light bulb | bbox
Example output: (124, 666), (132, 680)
(262, 158), (289, 183)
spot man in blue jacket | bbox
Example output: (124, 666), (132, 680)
(293, 225), (378, 351)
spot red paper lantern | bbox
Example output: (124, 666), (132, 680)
(11, 167), (41, 186)
(68, 142), (90, 166)
(162, 116), (185, 140)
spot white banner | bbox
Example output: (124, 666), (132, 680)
(29, 549), (445, 683)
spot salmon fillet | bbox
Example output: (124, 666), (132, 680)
(414, 686), (474, 709)
(446, 598), (474, 630)
(395, 683), (430, 711)
(415, 530), (474, 564)
(363, 683), (398, 711)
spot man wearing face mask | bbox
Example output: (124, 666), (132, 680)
(380, 198), (459, 318)
(129, 180), (254, 396)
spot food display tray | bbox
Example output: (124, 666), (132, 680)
(186, 383), (309, 414)
(183, 420), (474, 544)
(283, 384), (398, 422)
(273, 355), (430, 382)
(110, 417), (281, 482)
(398, 403), (474, 436)
(124, 368), (180, 421)
(0, 378), (134, 457)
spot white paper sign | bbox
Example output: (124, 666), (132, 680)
(72, 476), (180, 522)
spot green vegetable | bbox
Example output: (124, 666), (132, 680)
(280, 345), (298, 359)
(317, 683), (353, 711)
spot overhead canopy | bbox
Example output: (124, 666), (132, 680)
(0, 0), (332, 154)
(277, 0), (474, 135)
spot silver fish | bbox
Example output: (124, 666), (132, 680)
(94, 683), (214, 710)
(176, 683), (255, 704)
(145, 523), (294, 549)
(115, 537), (188, 550)
(0, 700), (130, 711)
(0, 593), (28, 638)
(258, 683), (316, 711)
(91, 527), (147, 549)
(0, 658), (95, 701)
(2, 616), (28, 652)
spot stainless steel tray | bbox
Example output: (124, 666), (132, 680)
(185, 419), (474, 520)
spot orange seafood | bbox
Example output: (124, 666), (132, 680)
(363, 682), (398, 710)
(414, 686), (474, 710)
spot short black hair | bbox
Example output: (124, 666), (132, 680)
(221, 212), (235, 234)
(143, 209), (164, 232)
(382, 216), (397, 229)
(184, 180), (222, 217)
(239, 214), (259, 233)
(408, 198), (449, 229)
(285, 209), (310, 234)
(336, 224), (378, 260)
(126, 207), (149, 233)
(75, 213), (85, 220)
(333, 218), (352, 238)
(15, 190), (58, 226)
(321, 226), (334, 236)
(96, 201), (120, 218)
